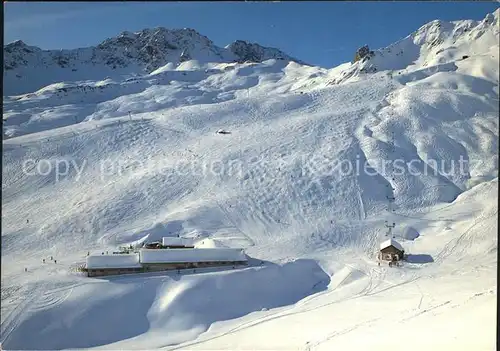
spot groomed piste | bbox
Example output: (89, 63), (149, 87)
(2, 9), (498, 351)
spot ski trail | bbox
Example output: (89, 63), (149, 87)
(215, 200), (255, 247)
(0, 282), (44, 346)
(435, 209), (496, 263)
(304, 317), (382, 351)
(165, 265), (397, 351)
(357, 189), (366, 220)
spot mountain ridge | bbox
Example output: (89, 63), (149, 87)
(331, 8), (499, 85)
(3, 27), (305, 95)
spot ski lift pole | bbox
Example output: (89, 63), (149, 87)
(384, 220), (396, 238)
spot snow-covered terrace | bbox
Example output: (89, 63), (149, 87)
(140, 248), (247, 264)
(86, 253), (141, 269)
(86, 248), (247, 269)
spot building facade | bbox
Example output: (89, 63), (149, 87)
(85, 245), (248, 277)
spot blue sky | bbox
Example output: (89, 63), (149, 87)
(4, 1), (499, 68)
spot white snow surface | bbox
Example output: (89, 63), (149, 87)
(1, 10), (498, 351)
(379, 238), (405, 252)
(3, 28), (304, 96)
(161, 237), (193, 247)
(86, 254), (141, 269)
(139, 248), (247, 264)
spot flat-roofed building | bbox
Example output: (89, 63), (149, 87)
(86, 253), (142, 277)
(140, 248), (247, 272)
(84, 248), (247, 277)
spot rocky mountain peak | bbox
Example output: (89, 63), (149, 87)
(4, 27), (304, 94)
(4, 27), (302, 94)
(226, 40), (302, 64)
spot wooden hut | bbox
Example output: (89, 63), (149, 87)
(378, 239), (405, 267)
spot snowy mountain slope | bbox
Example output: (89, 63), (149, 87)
(3, 27), (304, 96)
(2, 10), (498, 351)
(2, 59), (327, 139)
(1, 180), (496, 350)
(332, 8), (499, 85)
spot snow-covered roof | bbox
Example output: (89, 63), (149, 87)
(162, 237), (193, 246)
(86, 254), (141, 269)
(139, 248), (247, 264)
(379, 238), (404, 252)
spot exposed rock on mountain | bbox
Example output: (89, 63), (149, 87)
(3, 27), (303, 95)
